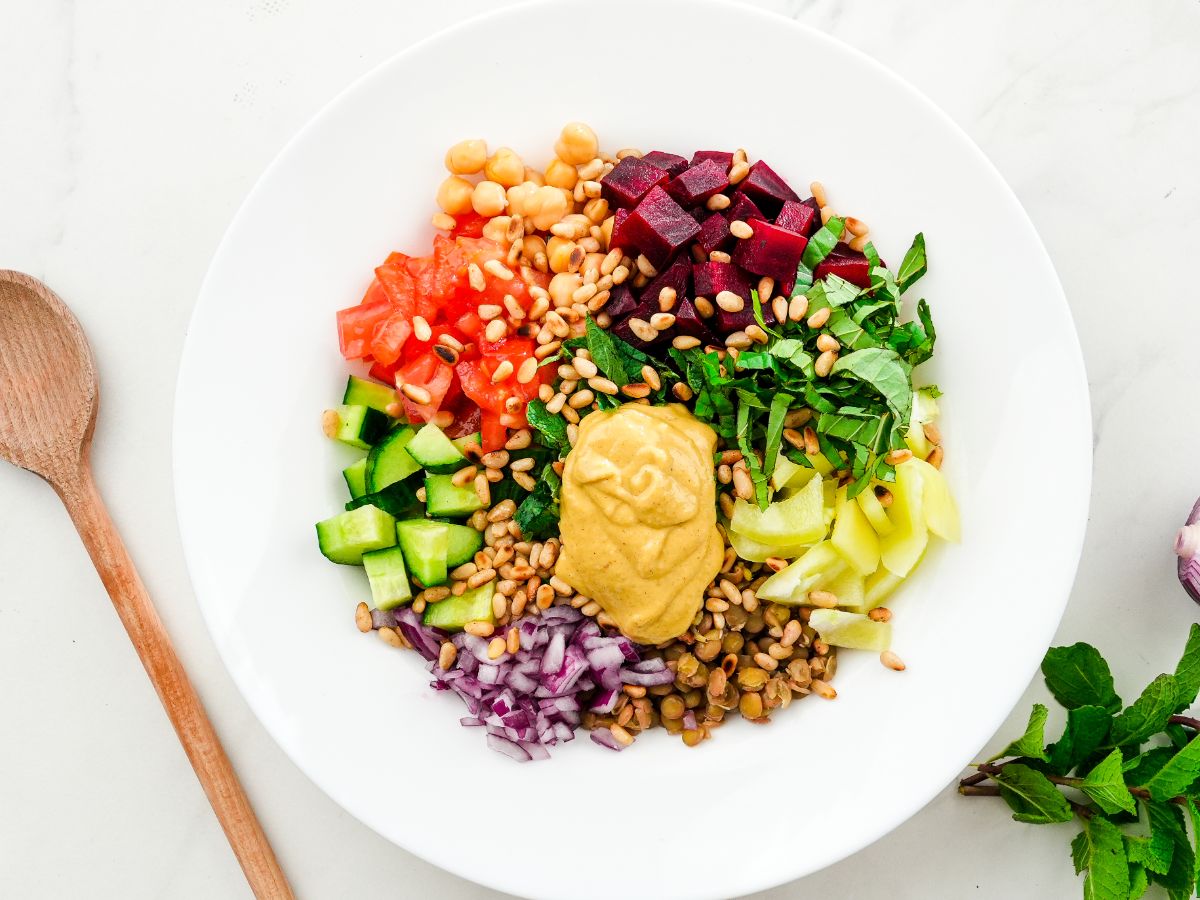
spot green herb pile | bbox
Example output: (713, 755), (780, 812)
(961, 625), (1200, 900)
(513, 220), (937, 538)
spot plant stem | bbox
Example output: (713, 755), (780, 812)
(1170, 715), (1200, 731)
(958, 784), (1000, 798)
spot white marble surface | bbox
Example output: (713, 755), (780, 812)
(2, 1), (1198, 897)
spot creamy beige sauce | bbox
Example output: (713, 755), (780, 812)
(554, 403), (724, 644)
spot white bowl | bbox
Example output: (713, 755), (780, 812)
(174, 2), (1091, 897)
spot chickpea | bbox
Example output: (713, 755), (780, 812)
(546, 236), (578, 274)
(523, 167), (546, 187)
(484, 147), (525, 188)
(544, 157), (578, 190)
(528, 185), (571, 231)
(555, 122), (599, 166)
(506, 181), (539, 218)
(471, 180), (507, 217)
(436, 175), (474, 216)
(548, 272), (583, 307)
(444, 139), (487, 175)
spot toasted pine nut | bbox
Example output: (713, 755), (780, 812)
(491, 360), (514, 383)
(716, 290), (745, 313)
(885, 448), (913, 465)
(816, 334), (840, 353)
(589, 376), (618, 395)
(869, 607), (892, 622)
(568, 389), (595, 409)
(729, 220), (754, 240)
(808, 590), (838, 608)
(807, 307), (831, 329)
(815, 350), (837, 377)
(927, 446), (944, 469)
(788, 295), (809, 322)
(650, 312), (676, 331)
(881, 651), (906, 671)
(516, 356), (539, 384)
(672, 335), (701, 350)
(401, 383), (431, 405)
(810, 181), (827, 207)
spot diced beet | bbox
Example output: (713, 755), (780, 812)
(695, 213), (732, 254)
(735, 160), (799, 216)
(692, 261), (752, 301)
(732, 220), (808, 282)
(689, 206), (707, 223)
(673, 298), (717, 345)
(641, 150), (688, 178)
(775, 198), (821, 237)
(666, 160), (730, 208)
(613, 297), (670, 349)
(724, 192), (765, 224)
(640, 254), (692, 306)
(603, 283), (637, 319)
(601, 156), (668, 210)
(716, 300), (777, 335)
(691, 150), (734, 172)
(620, 186), (700, 267)
(610, 208), (632, 249)
(815, 243), (872, 288)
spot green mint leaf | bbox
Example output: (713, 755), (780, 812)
(513, 463), (560, 541)
(1125, 830), (1175, 876)
(1048, 705), (1113, 775)
(990, 703), (1051, 762)
(830, 348), (913, 424)
(1185, 799), (1200, 893)
(1042, 643), (1123, 714)
(1172, 623), (1200, 711)
(763, 393), (792, 481)
(800, 217), (845, 271)
(817, 408), (889, 448)
(1081, 749), (1137, 815)
(994, 763), (1074, 824)
(1111, 674), (1180, 748)
(768, 338), (815, 374)
(1072, 816), (1131, 900)
(524, 400), (569, 452)
(822, 274), (860, 307)
(1127, 863), (1148, 900)
(896, 232), (928, 292)
(1144, 734), (1200, 801)
(1124, 747), (1177, 785)
(1147, 802), (1195, 896)
(863, 241), (881, 269)
(826, 307), (878, 351)
(735, 401), (770, 509)
(583, 317), (630, 386)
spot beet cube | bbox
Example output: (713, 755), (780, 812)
(601, 156), (668, 210)
(673, 297), (716, 344)
(666, 160), (730, 208)
(620, 186), (700, 267)
(724, 192), (765, 224)
(695, 212), (732, 254)
(815, 244), (872, 288)
(690, 150), (734, 172)
(735, 160), (799, 216)
(641, 150), (688, 178)
(775, 198), (821, 237)
(603, 283), (637, 319)
(716, 301), (777, 334)
(732, 220), (808, 282)
(609, 207), (632, 250)
(692, 261), (752, 301)
(640, 253), (692, 306)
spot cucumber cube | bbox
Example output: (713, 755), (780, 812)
(315, 505), (397, 565)
(406, 423), (469, 474)
(396, 520), (449, 587)
(343, 375), (399, 415)
(362, 546), (413, 610)
(444, 523), (484, 568)
(326, 404), (389, 450)
(343, 458), (368, 500)
(423, 582), (495, 631)
(424, 474), (485, 517)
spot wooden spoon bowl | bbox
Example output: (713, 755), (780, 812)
(0, 270), (292, 899)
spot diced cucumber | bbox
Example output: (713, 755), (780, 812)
(343, 375), (399, 415)
(880, 461), (928, 577)
(425, 474), (485, 517)
(451, 432), (481, 454)
(396, 520), (449, 587)
(731, 472), (825, 547)
(326, 405), (389, 450)
(445, 523), (484, 568)
(365, 426), (420, 492)
(315, 505), (396, 565)
(343, 458), (368, 500)
(809, 609), (892, 651)
(346, 473), (424, 520)
(362, 546), (413, 610)
(831, 486), (881, 576)
(756, 540), (847, 604)
(406, 422), (468, 474)
(423, 582), (495, 631)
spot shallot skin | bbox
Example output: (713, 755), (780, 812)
(1176, 498), (1200, 604)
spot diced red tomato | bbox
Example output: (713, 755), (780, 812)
(397, 352), (455, 423)
(336, 283), (391, 360)
(368, 312), (412, 368)
(451, 212), (489, 238)
(480, 410), (508, 452)
(375, 254), (416, 319)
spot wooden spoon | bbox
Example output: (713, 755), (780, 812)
(0, 271), (293, 899)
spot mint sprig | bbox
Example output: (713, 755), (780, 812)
(961, 624), (1200, 899)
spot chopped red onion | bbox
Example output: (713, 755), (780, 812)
(370, 608), (397, 630)
(378, 602), (666, 760)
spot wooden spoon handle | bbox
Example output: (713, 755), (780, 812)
(54, 459), (293, 899)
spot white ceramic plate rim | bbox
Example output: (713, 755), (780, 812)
(174, 2), (1092, 897)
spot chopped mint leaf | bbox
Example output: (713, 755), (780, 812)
(1042, 643), (1123, 714)
(1172, 624), (1200, 711)
(830, 348), (913, 424)
(525, 399), (569, 452)
(991, 703), (1051, 762)
(1124, 830), (1175, 876)
(800, 217), (845, 271)
(1048, 705), (1112, 775)
(1144, 734), (1200, 802)
(763, 393), (792, 481)
(1123, 747), (1177, 785)
(1146, 802), (1195, 896)
(896, 232), (928, 292)
(1110, 674), (1180, 748)
(513, 463), (560, 541)
(1070, 816), (1131, 900)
